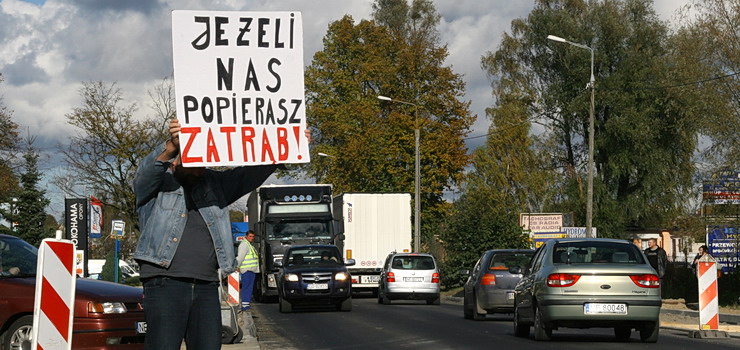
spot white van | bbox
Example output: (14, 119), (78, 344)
(88, 259), (139, 278)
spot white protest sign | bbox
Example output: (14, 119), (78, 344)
(172, 11), (309, 167)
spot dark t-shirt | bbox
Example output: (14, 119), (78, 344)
(139, 185), (219, 281)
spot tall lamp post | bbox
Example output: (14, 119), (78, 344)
(378, 95), (421, 252)
(547, 34), (596, 237)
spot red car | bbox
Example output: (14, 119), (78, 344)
(0, 234), (146, 349)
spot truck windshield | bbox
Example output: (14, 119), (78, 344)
(267, 220), (332, 240)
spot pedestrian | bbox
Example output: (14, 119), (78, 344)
(643, 238), (667, 279)
(133, 118), (304, 349)
(236, 230), (260, 311)
(691, 244), (709, 274)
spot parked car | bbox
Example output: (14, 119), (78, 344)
(0, 234), (146, 349)
(462, 249), (535, 320)
(378, 252), (440, 305)
(276, 244), (354, 312)
(513, 238), (661, 342)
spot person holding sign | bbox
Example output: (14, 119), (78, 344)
(134, 118), (307, 349)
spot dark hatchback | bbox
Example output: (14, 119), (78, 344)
(276, 245), (355, 312)
(463, 249), (535, 320)
(0, 234), (146, 349)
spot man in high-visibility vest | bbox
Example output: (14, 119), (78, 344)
(236, 230), (260, 310)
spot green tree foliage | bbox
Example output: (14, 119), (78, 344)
(10, 147), (51, 246)
(0, 74), (20, 205)
(674, 0), (740, 169)
(480, 0), (701, 236)
(296, 1), (473, 249)
(55, 81), (166, 253)
(100, 250), (124, 283)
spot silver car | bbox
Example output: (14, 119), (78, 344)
(463, 249), (535, 320)
(378, 252), (441, 305)
(514, 238), (661, 342)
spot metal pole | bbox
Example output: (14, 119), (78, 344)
(586, 48), (595, 238)
(414, 106), (421, 253)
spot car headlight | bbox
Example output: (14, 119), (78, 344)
(335, 272), (348, 281)
(285, 274), (299, 282)
(88, 302), (127, 314)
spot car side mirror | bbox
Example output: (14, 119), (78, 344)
(459, 269), (470, 275)
(509, 266), (522, 275)
(345, 259), (356, 266)
(274, 260), (283, 267)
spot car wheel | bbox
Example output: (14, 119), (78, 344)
(533, 306), (552, 341)
(278, 295), (292, 313)
(380, 289), (391, 305)
(427, 295), (441, 305)
(639, 321), (659, 343)
(614, 326), (631, 341)
(513, 306), (530, 338)
(371, 289), (379, 298)
(463, 293), (473, 319)
(338, 297), (352, 312)
(4, 315), (33, 350)
(472, 294), (486, 321)
(221, 326), (237, 344)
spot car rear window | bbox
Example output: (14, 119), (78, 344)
(553, 241), (645, 264)
(391, 256), (435, 270)
(488, 252), (533, 270)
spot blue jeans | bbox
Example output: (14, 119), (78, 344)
(143, 277), (221, 350)
(240, 271), (256, 310)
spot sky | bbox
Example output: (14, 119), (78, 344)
(0, 0), (689, 219)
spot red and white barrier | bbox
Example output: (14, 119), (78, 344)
(227, 271), (240, 306)
(32, 239), (76, 350)
(697, 254), (719, 330)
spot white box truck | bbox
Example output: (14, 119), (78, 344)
(333, 193), (412, 294)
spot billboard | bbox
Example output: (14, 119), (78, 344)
(519, 213), (563, 233)
(703, 170), (740, 205)
(707, 225), (739, 273)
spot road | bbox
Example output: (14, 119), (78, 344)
(251, 295), (740, 350)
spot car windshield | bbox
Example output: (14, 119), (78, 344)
(391, 256), (435, 270)
(267, 220), (332, 240)
(286, 247), (341, 266)
(553, 241), (645, 264)
(0, 236), (38, 277)
(488, 252), (533, 270)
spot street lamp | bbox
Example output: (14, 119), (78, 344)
(377, 95), (421, 253)
(547, 34), (596, 237)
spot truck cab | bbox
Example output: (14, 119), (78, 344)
(248, 184), (343, 300)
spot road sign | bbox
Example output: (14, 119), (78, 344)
(562, 226), (597, 238)
(110, 219), (125, 238)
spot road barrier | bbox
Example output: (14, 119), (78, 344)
(32, 238), (76, 350)
(228, 271), (240, 306)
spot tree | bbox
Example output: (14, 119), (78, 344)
(674, 0), (740, 169)
(10, 145), (51, 246)
(0, 74), (20, 206)
(100, 250), (124, 283)
(480, 0), (702, 236)
(294, 1), (474, 249)
(56, 81), (167, 254)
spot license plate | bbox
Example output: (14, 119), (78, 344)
(306, 283), (328, 290)
(403, 277), (424, 282)
(361, 275), (380, 283)
(584, 303), (627, 315)
(507, 292), (515, 300)
(136, 322), (147, 334)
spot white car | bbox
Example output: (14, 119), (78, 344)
(378, 252), (441, 305)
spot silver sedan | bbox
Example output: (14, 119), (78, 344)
(513, 238), (661, 342)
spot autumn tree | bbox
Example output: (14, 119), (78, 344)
(0, 74), (20, 207)
(480, 0), (702, 236)
(295, 1), (474, 249)
(56, 81), (167, 254)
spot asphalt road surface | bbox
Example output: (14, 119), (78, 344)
(251, 295), (740, 350)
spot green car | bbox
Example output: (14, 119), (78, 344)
(513, 238), (661, 343)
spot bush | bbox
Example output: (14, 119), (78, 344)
(99, 251), (125, 283)
(663, 263), (739, 307)
(718, 272), (740, 307)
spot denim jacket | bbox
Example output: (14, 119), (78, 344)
(133, 142), (276, 274)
